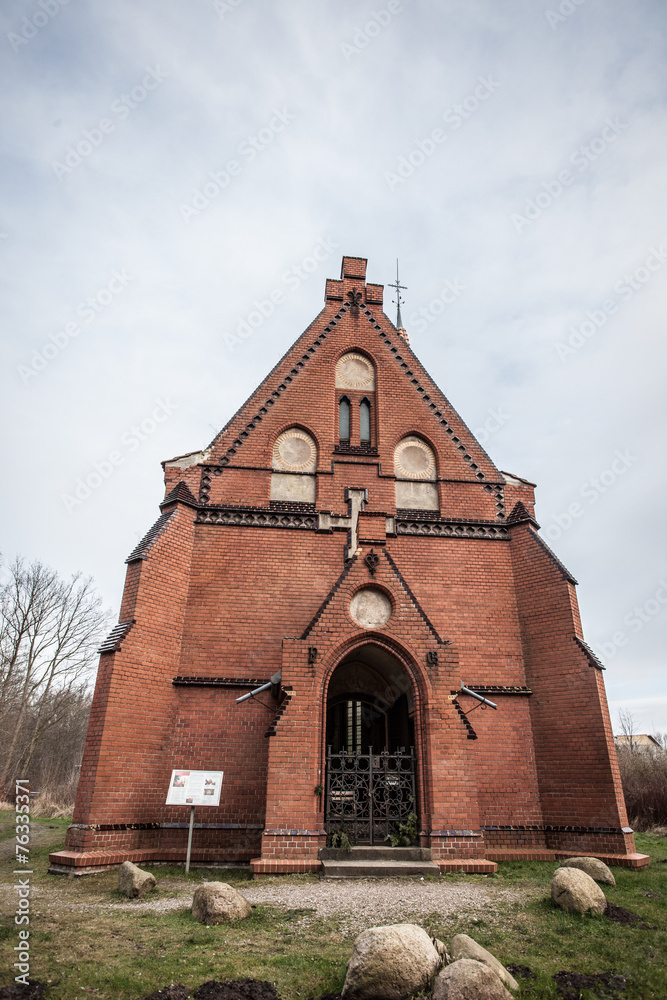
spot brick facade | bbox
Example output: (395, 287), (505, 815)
(52, 256), (646, 874)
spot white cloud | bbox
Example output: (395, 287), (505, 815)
(1, 0), (666, 723)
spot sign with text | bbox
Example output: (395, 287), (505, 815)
(165, 769), (223, 807)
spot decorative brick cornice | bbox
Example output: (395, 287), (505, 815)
(334, 443), (379, 456)
(125, 511), (176, 563)
(396, 507), (440, 520)
(196, 507), (317, 530)
(269, 500), (316, 512)
(396, 517), (509, 540)
(574, 636), (605, 671)
(98, 620), (134, 655)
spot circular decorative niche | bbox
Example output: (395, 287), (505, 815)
(272, 428), (317, 473)
(335, 352), (375, 390)
(394, 436), (436, 480)
(350, 588), (392, 629)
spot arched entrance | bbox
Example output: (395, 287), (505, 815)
(324, 644), (417, 845)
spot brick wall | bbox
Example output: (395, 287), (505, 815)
(60, 256), (636, 869)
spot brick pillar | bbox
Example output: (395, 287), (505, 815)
(251, 640), (325, 875)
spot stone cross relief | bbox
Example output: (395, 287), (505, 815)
(317, 488), (395, 561)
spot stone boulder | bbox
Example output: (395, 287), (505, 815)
(433, 959), (515, 1000)
(559, 856), (616, 885)
(341, 923), (442, 1000)
(551, 866), (606, 915)
(450, 934), (518, 992)
(117, 861), (156, 899)
(191, 882), (252, 924)
(432, 937), (450, 963)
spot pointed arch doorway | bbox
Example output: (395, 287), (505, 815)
(324, 644), (417, 845)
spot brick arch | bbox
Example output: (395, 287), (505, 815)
(270, 421), (322, 460)
(317, 633), (433, 832)
(332, 344), (378, 369)
(392, 431), (439, 474)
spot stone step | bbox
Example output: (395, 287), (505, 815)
(319, 846), (433, 862)
(320, 858), (441, 879)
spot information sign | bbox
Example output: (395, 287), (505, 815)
(165, 769), (223, 807)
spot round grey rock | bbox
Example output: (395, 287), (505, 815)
(433, 959), (515, 1000)
(117, 860), (156, 899)
(450, 934), (518, 992)
(551, 866), (607, 914)
(191, 881), (252, 924)
(342, 923), (441, 1000)
(559, 856), (616, 885)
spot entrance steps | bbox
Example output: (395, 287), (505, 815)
(319, 845), (441, 878)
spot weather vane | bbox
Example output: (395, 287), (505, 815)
(389, 258), (407, 330)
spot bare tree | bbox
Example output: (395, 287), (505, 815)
(0, 556), (111, 792)
(617, 706), (637, 750)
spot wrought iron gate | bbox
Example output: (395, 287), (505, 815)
(325, 747), (416, 845)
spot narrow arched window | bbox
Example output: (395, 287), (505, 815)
(339, 397), (350, 441)
(360, 399), (371, 443)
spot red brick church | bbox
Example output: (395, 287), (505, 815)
(51, 256), (646, 875)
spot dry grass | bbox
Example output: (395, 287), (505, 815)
(30, 790), (76, 818)
(0, 799), (14, 811)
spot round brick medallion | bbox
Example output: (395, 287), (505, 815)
(273, 429), (317, 472)
(335, 352), (375, 390)
(350, 588), (392, 629)
(394, 436), (436, 480)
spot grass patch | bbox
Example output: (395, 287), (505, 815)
(0, 818), (665, 1000)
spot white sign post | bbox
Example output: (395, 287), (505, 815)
(165, 769), (224, 873)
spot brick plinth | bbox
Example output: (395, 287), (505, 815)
(250, 858), (322, 876)
(435, 859), (497, 874)
(487, 849), (650, 869)
(48, 846), (252, 873)
(430, 835), (486, 860)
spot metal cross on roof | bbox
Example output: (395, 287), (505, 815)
(388, 258), (407, 329)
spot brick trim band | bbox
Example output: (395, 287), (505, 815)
(482, 824), (632, 834)
(69, 822), (264, 832)
(430, 830), (483, 838)
(172, 676), (267, 687)
(463, 685), (532, 696)
(263, 828), (327, 836)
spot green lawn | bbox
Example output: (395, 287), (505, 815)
(0, 816), (665, 1000)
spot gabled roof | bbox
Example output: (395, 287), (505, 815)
(200, 275), (501, 484)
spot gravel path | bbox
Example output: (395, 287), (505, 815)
(102, 878), (531, 934)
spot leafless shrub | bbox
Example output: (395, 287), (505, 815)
(0, 555), (111, 798)
(617, 743), (667, 830)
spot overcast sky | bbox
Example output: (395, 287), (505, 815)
(2, 0), (666, 734)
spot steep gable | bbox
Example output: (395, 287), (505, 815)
(164, 257), (505, 523)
